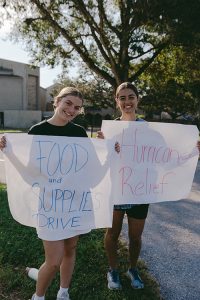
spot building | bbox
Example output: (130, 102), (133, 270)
(0, 58), (43, 128)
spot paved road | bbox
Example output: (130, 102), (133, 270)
(122, 161), (200, 300)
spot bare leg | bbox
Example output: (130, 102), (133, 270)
(128, 217), (146, 268)
(36, 240), (64, 296)
(104, 210), (125, 269)
(59, 236), (79, 288)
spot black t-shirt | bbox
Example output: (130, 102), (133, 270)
(28, 120), (88, 137)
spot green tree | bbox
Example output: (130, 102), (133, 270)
(1, 0), (199, 116)
(1, 0), (173, 89)
(50, 73), (114, 108)
(133, 0), (200, 47)
(139, 46), (200, 120)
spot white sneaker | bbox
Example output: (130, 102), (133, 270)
(107, 269), (122, 290)
(30, 294), (45, 300)
(56, 290), (70, 300)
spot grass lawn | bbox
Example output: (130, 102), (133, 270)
(0, 184), (161, 300)
(0, 129), (27, 133)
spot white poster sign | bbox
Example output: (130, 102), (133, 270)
(101, 121), (199, 205)
(3, 133), (112, 240)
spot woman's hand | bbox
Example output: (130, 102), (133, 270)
(115, 142), (120, 153)
(96, 131), (105, 139)
(96, 131), (120, 153)
(197, 141), (200, 156)
(0, 136), (6, 151)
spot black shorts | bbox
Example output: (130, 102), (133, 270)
(114, 204), (149, 219)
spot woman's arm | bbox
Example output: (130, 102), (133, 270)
(97, 131), (120, 153)
(197, 141), (200, 156)
(96, 131), (105, 139)
(0, 135), (6, 151)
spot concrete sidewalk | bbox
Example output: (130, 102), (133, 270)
(122, 161), (200, 300)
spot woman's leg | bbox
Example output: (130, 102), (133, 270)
(128, 217), (146, 268)
(104, 210), (125, 269)
(126, 216), (146, 289)
(35, 240), (65, 296)
(59, 235), (79, 288)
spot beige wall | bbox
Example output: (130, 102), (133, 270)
(27, 75), (38, 110)
(40, 87), (47, 111)
(0, 58), (40, 111)
(0, 76), (23, 110)
(4, 110), (42, 129)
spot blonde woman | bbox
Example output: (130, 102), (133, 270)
(1, 87), (88, 300)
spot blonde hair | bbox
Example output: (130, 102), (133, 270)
(53, 87), (83, 108)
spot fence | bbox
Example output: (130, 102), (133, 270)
(0, 134), (6, 184)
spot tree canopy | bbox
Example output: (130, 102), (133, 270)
(139, 46), (200, 120)
(2, 0), (199, 90)
(49, 73), (114, 109)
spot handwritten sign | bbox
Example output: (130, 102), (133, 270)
(101, 121), (199, 205)
(3, 134), (112, 241)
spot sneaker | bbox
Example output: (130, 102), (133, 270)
(56, 290), (70, 300)
(29, 294), (45, 300)
(107, 269), (122, 290)
(126, 268), (144, 289)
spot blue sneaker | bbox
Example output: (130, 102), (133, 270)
(126, 268), (144, 289)
(107, 269), (122, 290)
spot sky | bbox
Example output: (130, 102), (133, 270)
(0, 20), (75, 88)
